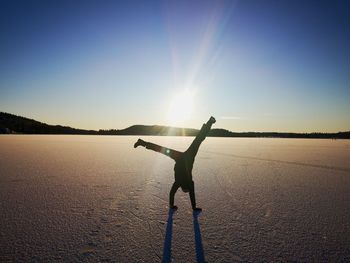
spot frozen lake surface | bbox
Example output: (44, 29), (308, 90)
(1, 135), (350, 262)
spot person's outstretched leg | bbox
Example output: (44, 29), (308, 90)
(185, 116), (216, 161)
(169, 182), (180, 209)
(134, 139), (182, 161)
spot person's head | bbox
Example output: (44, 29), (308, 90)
(181, 187), (189, 193)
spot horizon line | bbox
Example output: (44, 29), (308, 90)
(1, 111), (349, 135)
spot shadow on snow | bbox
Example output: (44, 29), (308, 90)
(162, 209), (206, 263)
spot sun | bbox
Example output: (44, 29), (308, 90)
(167, 90), (194, 124)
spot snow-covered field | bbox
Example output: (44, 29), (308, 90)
(1, 135), (350, 262)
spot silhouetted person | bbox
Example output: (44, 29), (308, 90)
(134, 116), (216, 211)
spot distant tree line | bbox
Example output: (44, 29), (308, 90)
(1, 112), (349, 139)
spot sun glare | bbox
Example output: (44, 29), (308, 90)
(167, 90), (194, 124)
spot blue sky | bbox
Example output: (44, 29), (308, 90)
(1, 0), (349, 132)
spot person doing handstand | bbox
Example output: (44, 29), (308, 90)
(134, 116), (216, 211)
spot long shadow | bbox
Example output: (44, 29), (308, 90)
(162, 208), (175, 263)
(193, 211), (206, 263)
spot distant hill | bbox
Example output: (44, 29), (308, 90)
(1, 112), (349, 139)
(99, 125), (199, 136)
(0, 112), (98, 135)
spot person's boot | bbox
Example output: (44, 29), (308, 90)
(134, 138), (145, 148)
(208, 116), (216, 125)
(193, 207), (202, 212)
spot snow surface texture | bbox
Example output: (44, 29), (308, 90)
(0, 135), (350, 262)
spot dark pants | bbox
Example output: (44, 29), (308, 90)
(143, 122), (212, 208)
(185, 123), (211, 162)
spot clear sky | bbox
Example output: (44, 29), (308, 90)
(1, 0), (349, 132)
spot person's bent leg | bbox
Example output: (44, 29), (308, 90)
(169, 182), (180, 209)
